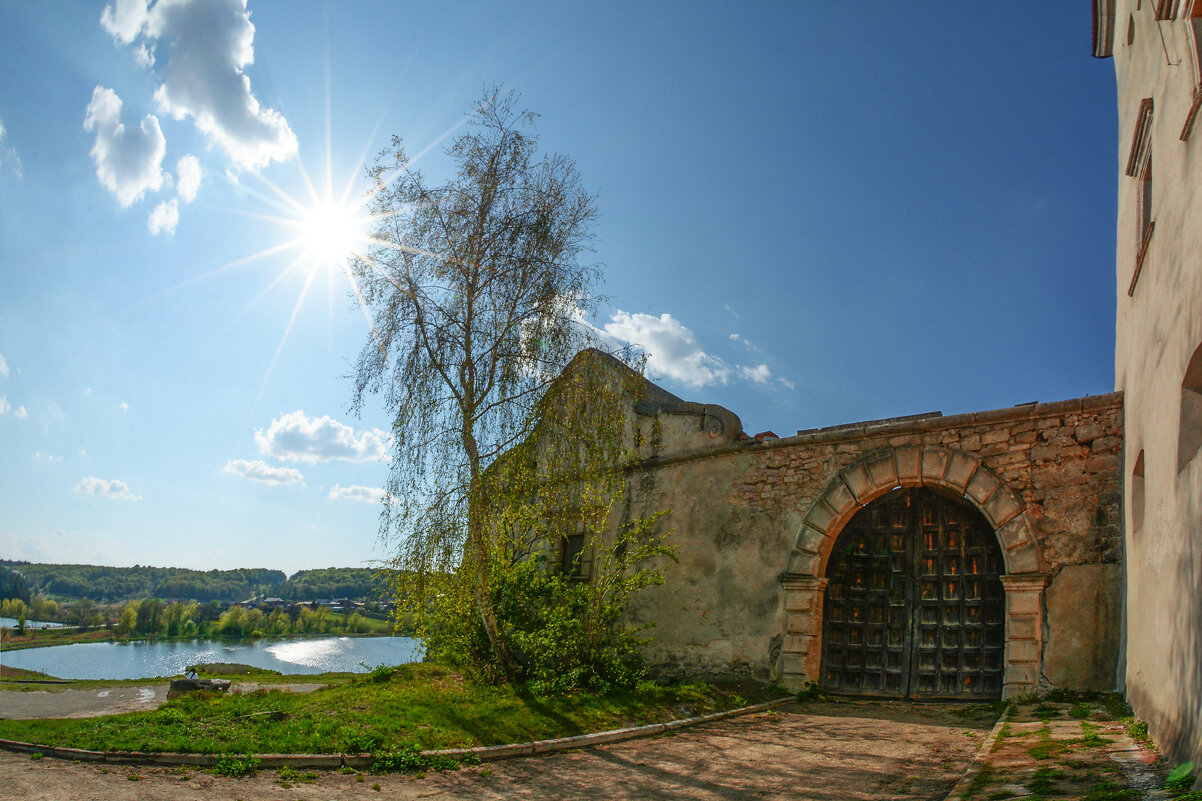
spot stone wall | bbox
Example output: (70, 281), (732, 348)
(614, 383), (1122, 697)
(1097, 0), (1202, 768)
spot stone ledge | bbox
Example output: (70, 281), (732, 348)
(0, 697), (797, 768)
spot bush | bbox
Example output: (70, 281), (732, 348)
(420, 516), (670, 696)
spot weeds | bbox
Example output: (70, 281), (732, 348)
(276, 766), (317, 784)
(213, 754), (260, 778)
(796, 680), (824, 701)
(1028, 766), (1070, 795)
(1080, 780), (1142, 800)
(371, 742), (461, 774)
(1122, 717), (1153, 747)
(960, 765), (995, 800)
(1070, 702), (1093, 719)
(1165, 762), (1197, 798)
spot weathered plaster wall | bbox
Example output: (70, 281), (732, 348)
(616, 389), (1122, 697)
(1104, 0), (1202, 769)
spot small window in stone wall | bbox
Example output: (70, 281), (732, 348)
(1178, 343), (1202, 472)
(1156, 0), (1181, 20)
(1127, 98), (1155, 295)
(1132, 450), (1146, 535)
(560, 518), (592, 580)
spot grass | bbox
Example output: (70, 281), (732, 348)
(0, 663), (776, 755)
(960, 764), (996, 800)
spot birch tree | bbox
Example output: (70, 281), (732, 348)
(349, 88), (611, 678)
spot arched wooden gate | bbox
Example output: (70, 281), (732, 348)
(820, 487), (1005, 699)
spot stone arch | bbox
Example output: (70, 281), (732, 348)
(777, 446), (1048, 697)
(782, 446), (1041, 579)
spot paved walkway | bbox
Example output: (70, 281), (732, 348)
(947, 698), (1171, 800)
(0, 700), (995, 801)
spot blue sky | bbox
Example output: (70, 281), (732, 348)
(0, 2), (1118, 575)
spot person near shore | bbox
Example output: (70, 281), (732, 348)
(185, 668), (198, 680)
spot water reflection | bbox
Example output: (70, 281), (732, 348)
(0, 636), (422, 680)
(0, 617), (66, 629)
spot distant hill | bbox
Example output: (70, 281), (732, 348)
(0, 561), (394, 604)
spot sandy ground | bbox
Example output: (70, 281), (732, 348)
(0, 683), (327, 720)
(0, 700), (994, 801)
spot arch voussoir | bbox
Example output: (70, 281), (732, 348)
(787, 446), (1042, 579)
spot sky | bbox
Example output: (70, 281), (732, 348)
(0, 1), (1119, 576)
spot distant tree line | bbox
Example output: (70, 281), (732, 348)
(275, 568), (382, 601)
(0, 565), (30, 605)
(0, 562), (392, 604)
(114, 598), (373, 639)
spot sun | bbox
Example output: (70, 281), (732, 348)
(295, 194), (369, 273)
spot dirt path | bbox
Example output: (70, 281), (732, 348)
(0, 682), (327, 720)
(0, 700), (994, 800)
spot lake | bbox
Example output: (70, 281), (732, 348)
(0, 617), (67, 629)
(0, 636), (423, 680)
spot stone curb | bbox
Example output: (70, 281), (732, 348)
(0, 696), (796, 770)
(942, 711), (1010, 801)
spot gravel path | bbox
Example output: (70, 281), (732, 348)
(0, 700), (994, 800)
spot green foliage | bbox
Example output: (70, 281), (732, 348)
(416, 509), (674, 693)
(1070, 701), (1094, 719)
(213, 754), (260, 778)
(0, 561), (287, 603)
(961, 765), (996, 799)
(276, 766), (317, 783)
(1166, 762), (1197, 796)
(1080, 781), (1142, 801)
(278, 568), (389, 601)
(1123, 717), (1152, 745)
(371, 742), (461, 773)
(0, 664), (763, 756)
(1027, 767), (1068, 795)
(797, 681), (824, 701)
(0, 565), (31, 604)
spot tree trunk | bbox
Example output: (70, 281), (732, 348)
(466, 476), (520, 679)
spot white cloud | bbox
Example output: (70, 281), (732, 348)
(730, 333), (755, 350)
(0, 351), (8, 377)
(14, 406), (27, 419)
(83, 86), (166, 207)
(779, 377), (796, 391)
(79, 449), (88, 457)
(0, 118), (20, 179)
(119, 401), (129, 412)
(34, 453), (62, 464)
(604, 311), (730, 389)
(102, 0), (297, 171)
(329, 484), (386, 504)
(0, 397), (9, 414)
(147, 198), (179, 235)
(100, 0), (150, 44)
(255, 411), (389, 465)
(176, 154), (202, 201)
(739, 364), (773, 385)
(223, 458), (303, 485)
(74, 476), (142, 501)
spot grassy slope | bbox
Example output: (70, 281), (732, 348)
(0, 664), (781, 754)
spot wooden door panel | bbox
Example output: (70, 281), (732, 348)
(821, 488), (1005, 700)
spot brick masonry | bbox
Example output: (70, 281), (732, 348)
(618, 386), (1123, 697)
